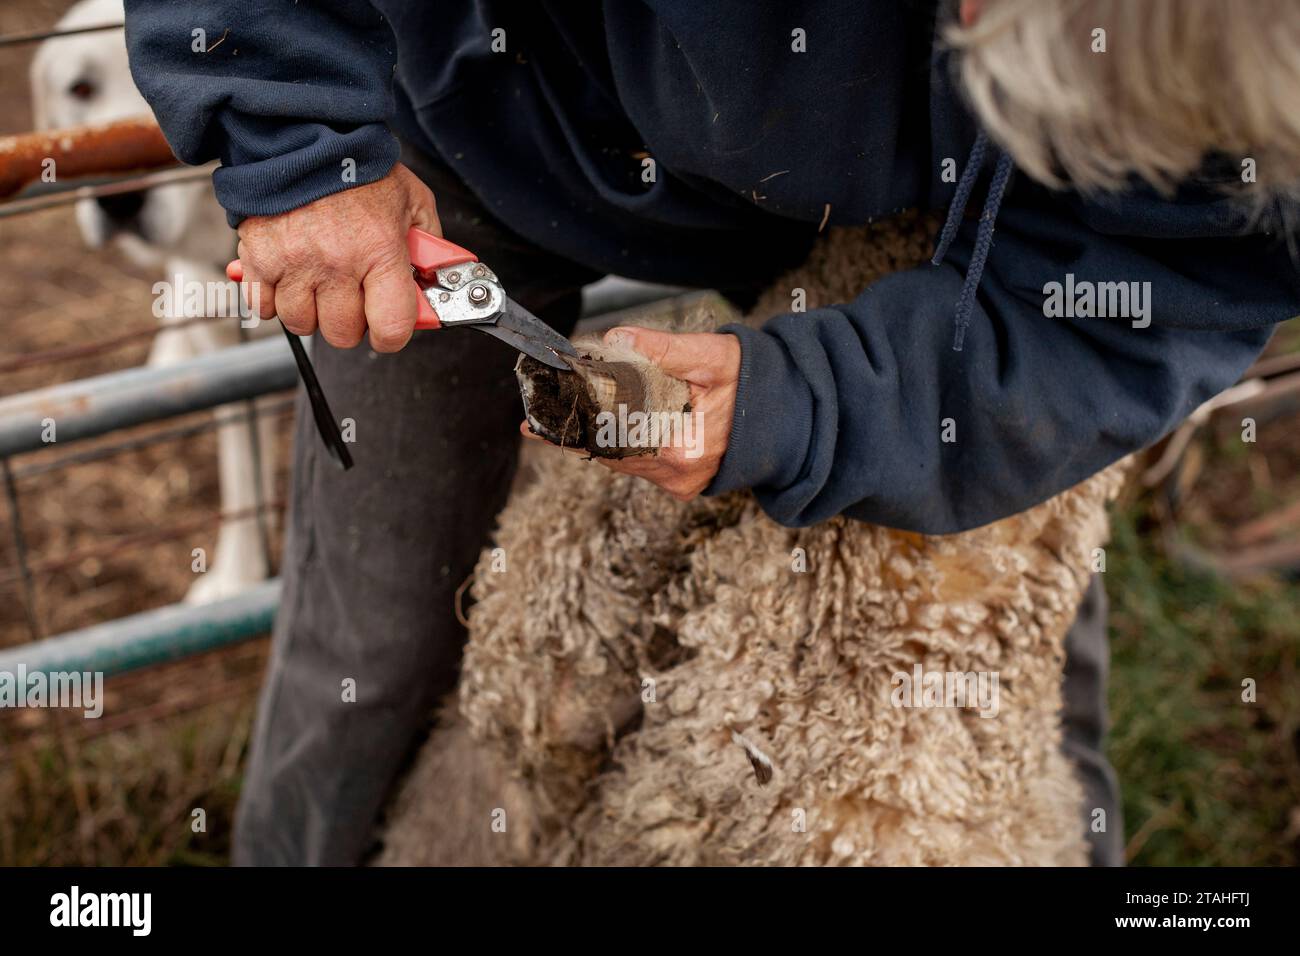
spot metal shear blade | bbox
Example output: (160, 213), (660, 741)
(475, 298), (580, 371)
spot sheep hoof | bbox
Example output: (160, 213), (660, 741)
(516, 338), (692, 459)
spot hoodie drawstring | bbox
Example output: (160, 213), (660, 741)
(930, 129), (1014, 352)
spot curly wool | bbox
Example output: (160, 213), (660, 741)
(378, 212), (1128, 867)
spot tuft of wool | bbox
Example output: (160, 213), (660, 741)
(379, 211), (1130, 866)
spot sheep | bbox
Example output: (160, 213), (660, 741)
(377, 211), (1129, 866)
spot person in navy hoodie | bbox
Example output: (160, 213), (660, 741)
(121, 0), (1300, 865)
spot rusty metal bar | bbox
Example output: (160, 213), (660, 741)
(0, 117), (176, 200)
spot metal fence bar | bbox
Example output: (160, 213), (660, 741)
(2, 456), (42, 641)
(11, 398), (294, 481)
(0, 312), (220, 375)
(0, 334), (297, 457)
(0, 166), (212, 220)
(0, 579), (280, 678)
(0, 22), (124, 49)
(579, 277), (689, 318)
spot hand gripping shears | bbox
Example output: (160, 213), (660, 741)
(226, 227), (579, 470)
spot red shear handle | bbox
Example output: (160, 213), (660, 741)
(224, 227), (477, 331)
(407, 227), (477, 329)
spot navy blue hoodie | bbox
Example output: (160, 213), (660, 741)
(123, 0), (1299, 533)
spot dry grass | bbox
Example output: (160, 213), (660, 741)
(0, 642), (265, 866)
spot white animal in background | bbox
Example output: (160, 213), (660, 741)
(30, 0), (277, 604)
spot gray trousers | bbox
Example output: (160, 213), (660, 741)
(232, 149), (1123, 867)
(1066, 575), (1124, 866)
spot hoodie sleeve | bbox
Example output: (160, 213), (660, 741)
(707, 180), (1299, 533)
(122, 0), (400, 226)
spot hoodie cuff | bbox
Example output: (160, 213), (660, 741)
(212, 123), (401, 227)
(704, 322), (814, 497)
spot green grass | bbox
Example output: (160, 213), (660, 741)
(0, 699), (250, 866)
(1106, 508), (1300, 865)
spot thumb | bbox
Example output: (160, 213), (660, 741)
(410, 198), (441, 237)
(604, 326), (722, 385)
(393, 163), (443, 236)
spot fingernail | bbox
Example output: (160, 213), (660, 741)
(604, 327), (633, 349)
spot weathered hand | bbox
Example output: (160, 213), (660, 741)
(522, 325), (741, 501)
(235, 163), (440, 352)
